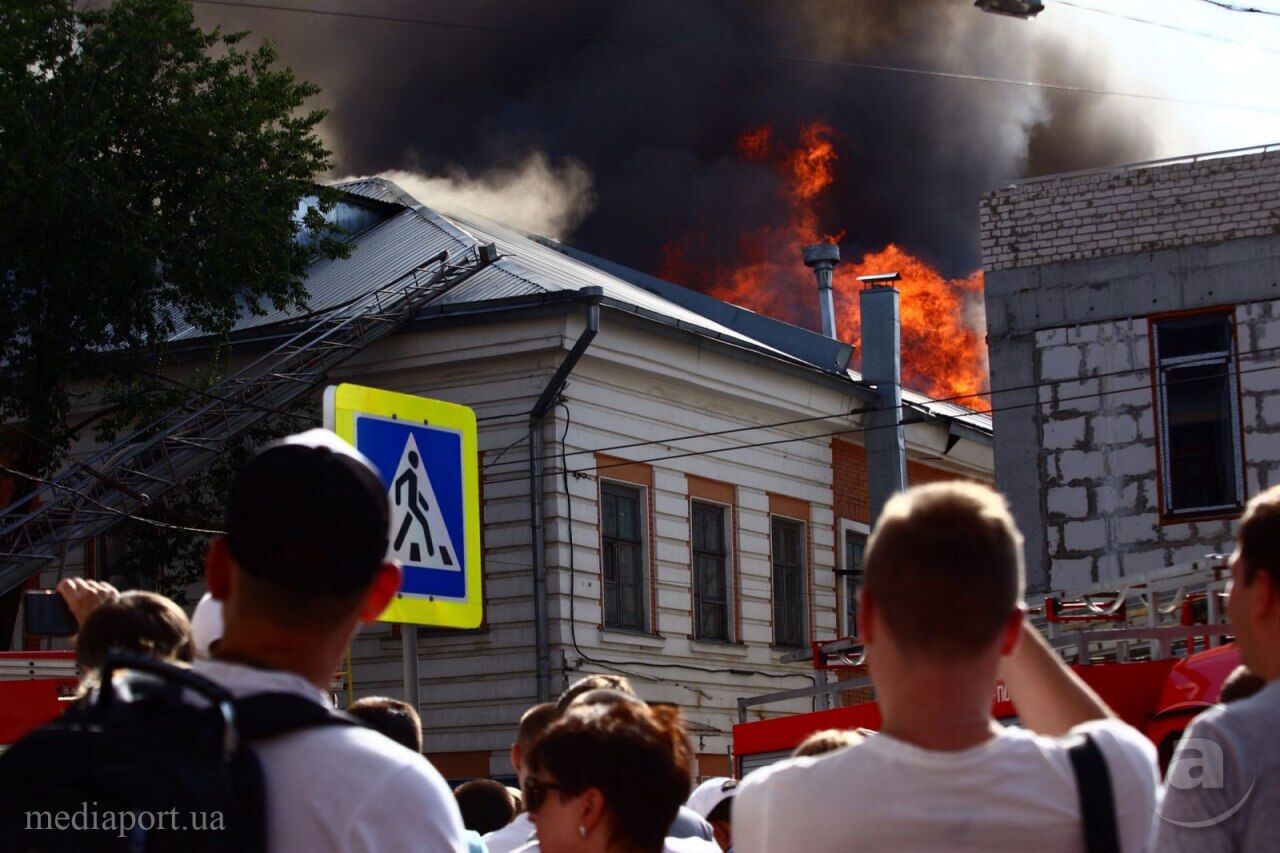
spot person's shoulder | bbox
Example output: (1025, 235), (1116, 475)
(1070, 717), (1158, 757)
(1063, 718), (1160, 810)
(737, 743), (863, 801)
(664, 835), (722, 853)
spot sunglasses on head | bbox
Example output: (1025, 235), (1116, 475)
(523, 776), (573, 813)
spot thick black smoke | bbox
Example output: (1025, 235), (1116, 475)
(196, 0), (1154, 279)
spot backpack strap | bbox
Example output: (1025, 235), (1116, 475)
(233, 692), (360, 741)
(1068, 732), (1121, 853)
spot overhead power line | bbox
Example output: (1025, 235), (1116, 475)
(1058, 0), (1280, 57)
(187, 0), (1280, 115)
(1195, 0), (1280, 15)
(480, 316), (1280, 477)
(476, 351), (1280, 489)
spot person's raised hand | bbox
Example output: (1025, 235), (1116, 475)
(56, 577), (120, 626)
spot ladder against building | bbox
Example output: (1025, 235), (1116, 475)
(0, 244), (498, 598)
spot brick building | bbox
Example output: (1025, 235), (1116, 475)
(981, 144), (1280, 593)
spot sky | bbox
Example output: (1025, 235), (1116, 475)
(188, 0), (1280, 283)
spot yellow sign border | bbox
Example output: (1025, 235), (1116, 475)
(323, 383), (482, 628)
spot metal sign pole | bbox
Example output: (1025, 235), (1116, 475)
(403, 623), (420, 711)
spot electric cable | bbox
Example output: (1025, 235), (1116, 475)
(188, 0), (1280, 115)
(1057, 0), (1280, 57)
(1195, 0), (1280, 15)
(553, 401), (814, 692)
(477, 348), (1280, 489)
(0, 464), (223, 537)
(480, 315), (1280, 476)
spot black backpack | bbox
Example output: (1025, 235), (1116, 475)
(0, 652), (356, 852)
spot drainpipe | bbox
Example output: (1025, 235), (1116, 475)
(858, 274), (908, 525)
(530, 286), (603, 702)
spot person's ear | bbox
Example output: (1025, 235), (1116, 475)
(510, 743), (523, 775)
(1255, 570), (1279, 620)
(206, 536), (233, 601)
(998, 605), (1025, 657)
(858, 589), (875, 645)
(358, 561), (402, 622)
(578, 787), (608, 836)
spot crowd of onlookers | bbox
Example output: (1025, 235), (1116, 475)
(1, 426), (1278, 851)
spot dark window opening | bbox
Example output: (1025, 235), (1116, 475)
(602, 483), (645, 631)
(771, 518), (805, 647)
(692, 501), (730, 641)
(1154, 313), (1242, 517)
(843, 529), (866, 637)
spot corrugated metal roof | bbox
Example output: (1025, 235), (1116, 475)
(163, 177), (991, 434)
(331, 177), (419, 207)
(427, 208), (798, 359)
(169, 207), (467, 341)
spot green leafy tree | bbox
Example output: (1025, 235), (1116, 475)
(0, 0), (344, 475)
(0, 0), (346, 630)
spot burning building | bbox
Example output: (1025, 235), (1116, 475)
(660, 122), (990, 410)
(3, 177), (992, 779)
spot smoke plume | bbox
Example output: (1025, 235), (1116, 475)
(346, 155), (595, 240)
(196, 0), (1154, 297)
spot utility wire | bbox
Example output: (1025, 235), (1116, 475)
(1196, 0), (1280, 15)
(552, 402), (811, 690)
(1057, 0), (1280, 56)
(480, 325), (1280, 478)
(188, 0), (1280, 115)
(479, 350), (1280, 489)
(0, 464), (224, 537)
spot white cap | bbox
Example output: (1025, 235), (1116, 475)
(274, 427), (377, 471)
(686, 776), (737, 820)
(191, 592), (224, 660)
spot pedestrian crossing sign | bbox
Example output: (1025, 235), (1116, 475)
(323, 383), (482, 628)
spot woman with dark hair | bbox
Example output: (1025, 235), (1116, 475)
(522, 696), (716, 853)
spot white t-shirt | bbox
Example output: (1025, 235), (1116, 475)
(734, 719), (1158, 853)
(484, 811), (535, 853)
(510, 836), (718, 853)
(193, 660), (467, 852)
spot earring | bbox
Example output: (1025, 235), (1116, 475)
(578, 825), (588, 839)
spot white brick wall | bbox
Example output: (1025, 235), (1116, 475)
(981, 149), (1280, 271)
(1032, 301), (1280, 588)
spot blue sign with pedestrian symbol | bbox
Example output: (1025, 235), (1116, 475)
(324, 384), (482, 628)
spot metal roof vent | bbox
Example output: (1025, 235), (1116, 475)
(803, 242), (841, 340)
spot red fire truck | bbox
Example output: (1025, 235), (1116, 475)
(0, 650), (79, 751)
(733, 557), (1238, 776)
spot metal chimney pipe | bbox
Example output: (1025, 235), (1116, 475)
(858, 274), (907, 525)
(803, 243), (841, 339)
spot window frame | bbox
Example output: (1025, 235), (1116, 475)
(690, 498), (734, 643)
(769, 515), (808, 648)
(1149, 309), (1246, 522)
(599, 479), (650, 633)
(836, 518), (870, 639)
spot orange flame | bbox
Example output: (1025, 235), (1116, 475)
(658, 122), (989, 411)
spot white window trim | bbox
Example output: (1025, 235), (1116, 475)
(599, 479), (652, 634)
(689, 497), (736, 644)
(837, 518), (871, 639)
(1153, 316), (1244, 517)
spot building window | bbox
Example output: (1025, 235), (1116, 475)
(837, 519), (869, 638)
(692, 500), (730, 641)
(1153, 312), (1243, 518)
(601, 482), (646, 631)
(771, 517), (806, 647)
